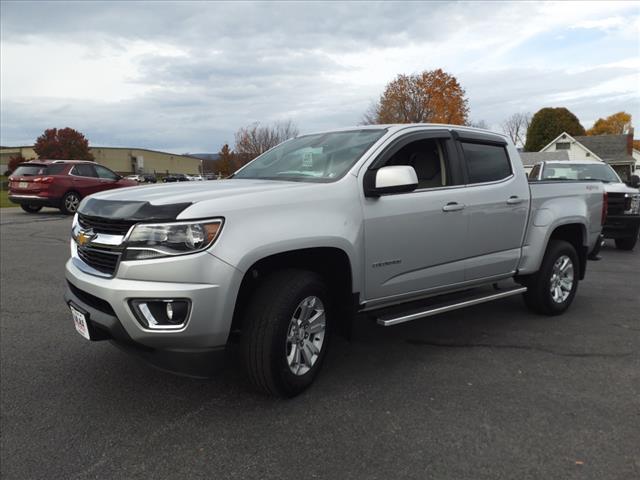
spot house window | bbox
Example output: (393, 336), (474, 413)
(556, 142), (570, 150)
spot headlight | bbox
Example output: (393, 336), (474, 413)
(123, 219), (223, 260)
(629, 194), (640, 215)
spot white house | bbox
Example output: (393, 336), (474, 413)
(538, 131), (636, 180)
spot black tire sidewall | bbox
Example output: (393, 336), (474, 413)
(537, 241), (579, 315)
(269, 277), (332, 396)
(60, 192), (80, 215)
(20, 204), (42, 213)
(614, 231), (638, 251)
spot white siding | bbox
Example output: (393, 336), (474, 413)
(540, 134), (601, 161)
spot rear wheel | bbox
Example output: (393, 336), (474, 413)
(614, 231), (638, 251)
(20, 204), (42, 214)
(242, 269), (331, 397)
(60, 191), (81, 215)
(522, 240), (579, 316)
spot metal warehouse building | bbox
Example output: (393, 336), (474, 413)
(1, 146), (202, 176)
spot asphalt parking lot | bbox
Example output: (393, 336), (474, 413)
(1, 207), (638, 480)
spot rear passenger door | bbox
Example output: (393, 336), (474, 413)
(454, 131), (530, 280)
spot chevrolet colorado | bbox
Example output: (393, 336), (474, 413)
(64, 125), (605, 396)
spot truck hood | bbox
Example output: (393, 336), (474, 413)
(603, 182), (639, 194)
(89, 179), (313, 204)
(78, 179), (320, 220)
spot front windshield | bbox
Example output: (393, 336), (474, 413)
(542, 163), (621, 183)
(233, 129), (387, 182)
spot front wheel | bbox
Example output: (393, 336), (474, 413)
(20, 204), (42, 214)
(614, 231), (638, 251)
(522, 240), (579, 316)
(242, 269), (331, 397)
(59, 191), (81, 215)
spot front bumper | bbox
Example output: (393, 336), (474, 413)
(64, 249), (244, 353)
(603, 214), (640, 239)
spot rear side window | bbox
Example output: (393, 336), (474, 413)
(72, 164), (97, 177)
(462, 142), (512, 184)
(45, 164), (67, 175)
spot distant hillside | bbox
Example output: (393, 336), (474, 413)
(185, 153), (220, 161)
(184, 153), (221, 173)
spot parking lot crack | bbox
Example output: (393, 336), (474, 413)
(406, 340), (634, 358)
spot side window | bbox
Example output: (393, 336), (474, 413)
(95, 165), (119, 180)
(72, 164), (97, 177)
(461, 142), (512, 184)
(529, 164), (541, 180)
(383, 138), (453, 189)
(45, 164), (67, 175)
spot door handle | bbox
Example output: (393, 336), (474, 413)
(442, 202), (465, 212)
(507, 196), (523, 205)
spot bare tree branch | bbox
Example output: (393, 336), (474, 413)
(234, 120), (299, 164)
(501, 112), (531, 147)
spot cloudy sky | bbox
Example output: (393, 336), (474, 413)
(1, 1), (638, 153)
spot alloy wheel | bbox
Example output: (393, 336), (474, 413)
(549, 255), (574, 303)
(285, 296), (326, 376)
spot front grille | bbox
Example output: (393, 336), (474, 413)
(67, 281), (115, 316)
(77, 245), (121, 275)
(78, 214), (136, 235)
(607, 193), (627, 216)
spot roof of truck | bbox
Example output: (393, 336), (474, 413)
(539, 159), (605, 165)
(303, 123), (509, 139)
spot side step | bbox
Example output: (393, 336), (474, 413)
(377, 286), (527, 327)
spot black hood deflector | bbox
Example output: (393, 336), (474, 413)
(78, 198), (192, 222)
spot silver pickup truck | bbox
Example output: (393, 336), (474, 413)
(64, 125), (605, 396)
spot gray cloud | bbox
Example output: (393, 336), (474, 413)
(1, 1), (638, 152)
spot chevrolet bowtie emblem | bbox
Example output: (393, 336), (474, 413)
(76, 229), (96, 246)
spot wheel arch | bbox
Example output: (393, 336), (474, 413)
(230, 247), (356, 338)
(547, 223), (587, 279)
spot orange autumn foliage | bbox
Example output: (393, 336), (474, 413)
(366, 69), (469, 125)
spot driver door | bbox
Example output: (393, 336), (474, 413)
(361, 131), (469, 302)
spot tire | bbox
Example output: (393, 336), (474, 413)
(242, 269), (331, 397)
(614, 232), (638, 251)
(522, 240), (579, 316)
(20, 204), (42, 214)
(59, 191), (81, 215)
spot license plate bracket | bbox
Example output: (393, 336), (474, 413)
(69, 302), (91, 340)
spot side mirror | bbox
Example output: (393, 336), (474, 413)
(364, 165), (418, 197)
(626, 174), (640, 189)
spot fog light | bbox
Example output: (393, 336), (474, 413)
(129, 299), (190, 330)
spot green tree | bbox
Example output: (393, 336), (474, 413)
(33, 127), (94, 160)
(524, 108), (585, 152)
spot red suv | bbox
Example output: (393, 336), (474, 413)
(8, 160), (138, 215)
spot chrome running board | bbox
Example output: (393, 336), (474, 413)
(377, 286), (527, 327)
